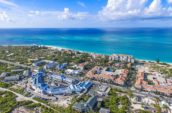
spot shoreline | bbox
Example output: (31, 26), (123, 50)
(1, 44), (172, 65)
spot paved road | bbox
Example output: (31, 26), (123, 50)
(0, 59), (32, 68)
(0, 59), (171, 103)
(0, 87), (59, 112)
(59, 73), (170, 100)
(91, 80), (172, 101)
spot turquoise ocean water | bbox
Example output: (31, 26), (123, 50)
(0, 28), (172, 63)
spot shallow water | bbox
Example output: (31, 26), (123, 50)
(0, 28), (172, 63)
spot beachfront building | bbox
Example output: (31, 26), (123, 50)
(109, 54), (135, 63)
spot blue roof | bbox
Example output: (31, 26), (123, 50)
(79, 81), (93, 89)
(84, 81), (93, 89)
(32, 72), (92, 95)
(61, 74), (66, 79)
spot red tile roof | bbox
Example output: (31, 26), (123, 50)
(135, 71), (172, 96)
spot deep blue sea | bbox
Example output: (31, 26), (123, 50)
(0, 28), (172, 63)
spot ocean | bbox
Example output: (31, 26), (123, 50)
(0, 28), (172, 63)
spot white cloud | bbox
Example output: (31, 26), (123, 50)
(77, 1), (86, 8)
(28, 10), (41, 17)
(58, 8), (88, 20)
(169, 0), (172, 4)
(144, 0), (162, 15)
(99, 0), (147, 20)
(27, 8), (88, 21)
(1, 0), (172, 28)
(0, 11), (10, 21)
(0, 0), (17, 7)
(99, 0), (172, 20)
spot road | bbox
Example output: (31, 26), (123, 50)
(59, 73), (169, 100)
(0, 59), (32, 68)
(0, 87), (59, 113)
(0, 59), (171, 103)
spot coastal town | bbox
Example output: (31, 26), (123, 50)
(0, 46), (172, 113)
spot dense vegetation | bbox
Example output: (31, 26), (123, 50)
(0, 91), (17, 113)
(151, 64), (172, 77)
(0, 63), (11, 73)
(0, 81), (12, 88)
(102, 88), (131, 113)
(0, 91), (78, 113)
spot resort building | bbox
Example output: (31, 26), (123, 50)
(65, 69), (81, 75)
(56, 63), (68, 70)
(135, 70), (172, 96)
(109, 54), (135, 63)
(44, 61), (57, 69)
(86, 66), (128, 86)
(32, 71), (93, 95)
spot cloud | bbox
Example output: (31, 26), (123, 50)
(0, 0), (17, 7)
(1, 0), (172, 28)
(169, 0), (172, 4)
(0, 11), (10, 21)
(28, 8), (88, 20)
(28, 10), (41, 17)
(99, 0), (172, 20)
(99, 0), (147, 20)
(57, 8), (88, 20)
(77, 1), (86, 8)
(144, 0), (162, 15)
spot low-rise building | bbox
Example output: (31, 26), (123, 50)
(86, 96), (97, 110)
(135, 70), (172, 96)
(23, 70), (32, 77)
(0, 72), (9, 78)
(65, 69), (81, 75)
(99, 108), (110, 113)
(96, 85), (110, 96)
(73, 102), (87, 112)
(56, 63), (68, 70)
(44, 61), (57, 69)
(11, 69), (24, 73)
(4, 75), (20, 82)
(73, 96), (97, 112)
(86, 66), (128, 86)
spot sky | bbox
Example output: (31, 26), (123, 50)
(0, 0), (172, 28)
